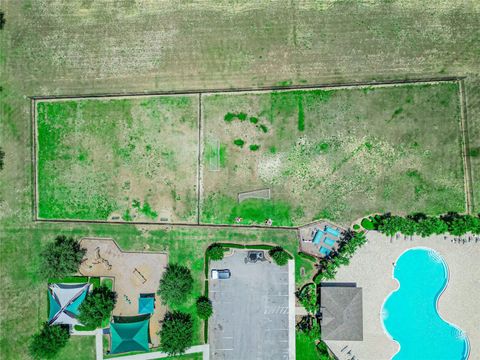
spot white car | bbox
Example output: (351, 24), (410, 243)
(211, 269), (231, 280)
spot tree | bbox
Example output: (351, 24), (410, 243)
(297, 284), (318, 314)
(29, 323), (70, 359)
(160, 311), (193, 355)
(40, 235), (86, 279)
(268, 246), (290, 266)
(378, 216), (407, 236)
(158, 264), (193, 306)
(196, 296), (213, 319)
(206, 243), (225, 261)
(77, 286), (116, 328)
(415, 216), (448, 237)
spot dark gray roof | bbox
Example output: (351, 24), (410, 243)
(320, 286), (363, 341)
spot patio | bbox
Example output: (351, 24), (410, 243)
(78, 237), (168, 348)
(299, 221), (344, 258)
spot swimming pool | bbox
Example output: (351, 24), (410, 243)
(382, 248), (469, 360)
(319, 246), (331, 256)
(325, 226), (340, 237)
(323, 237), (335, 247)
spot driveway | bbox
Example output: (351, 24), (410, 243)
(209, 250), (295, 360)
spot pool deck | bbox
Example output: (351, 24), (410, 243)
(323, 231), (480, 360)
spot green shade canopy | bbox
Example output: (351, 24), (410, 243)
(138, 296), (155, 314)
(110, 318), (150, 354)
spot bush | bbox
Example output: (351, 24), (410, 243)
(249, 144), (260, 151)
(159, 264), (193, 306)
(353, 224), (360, 230)
(297, 283), (318, 314)
(233, 139), (245, 147)
(360, 218), (375, 230)
(160, 311), (194, 355)
(29, 323), (70, 359)
(268, 246), (290, 266)
(196, 296), (213, 319)
(40, 235), (86, 279)
(77, 286), (116, 329)
(206, 243), (225, 261)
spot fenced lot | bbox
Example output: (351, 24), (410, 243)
(34, 82), (468, 226)
(201, 82), (467, 226)
(35, 95), (199, 223)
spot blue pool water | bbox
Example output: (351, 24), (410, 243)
(325, 226), (340, 237)
(319, 246), (331, 256)
(323, 237), (336, 246)
(382, 248), (469, 360)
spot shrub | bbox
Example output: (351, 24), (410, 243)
(196, 296), (213, 319)
(360, 218), (375, 230)
(353, 224), (360, 230)
(160, 311), (194, 355)
(40, 235), (86, 279)
(159, 264), (193, 306)
(224, 112), (236, 122)
(233, 139), (245, 147)
(258, 124), (268, 133)
(249, 144), (260, 151)
(29, 323), (70, 359)
(249, 116), (259, 124)
(207, 243), (225, 261)
(237, 112), (247, 121)
(77, 286), (116, 329)
(268, 246), (290, 266)
(297, 283), (318, 314)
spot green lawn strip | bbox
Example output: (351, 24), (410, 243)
(52, 335), (96, 360)
(296, 331), (321, 360)
(48, 276), (89, 284)
(202, 195), (294, 226)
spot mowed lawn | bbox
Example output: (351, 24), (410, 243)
(36, 96), (199, 223)
(201, 82), (466, 226)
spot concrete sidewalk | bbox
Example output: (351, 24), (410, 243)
(105, 344), (209, 360)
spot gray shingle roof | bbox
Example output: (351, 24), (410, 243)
(320, 286), (363, 341)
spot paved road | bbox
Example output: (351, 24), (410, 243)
(209, 250), (293, 360)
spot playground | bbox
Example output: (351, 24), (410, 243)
(78, 238), (168, 347)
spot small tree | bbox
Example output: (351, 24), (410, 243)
(160, 311), (193, 355)
(77, 286), (116, 329)
(268, 246), (290, 266)
(158, 264), (193, 306)
(206, 243), (224, 261)
(40, 235), (86, 279)
(29, 323), (70, 359)
(196, 296), (213, 319)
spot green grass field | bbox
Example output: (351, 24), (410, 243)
(36, 96), (199, 223)
(201, 83), (466, 226)
(2, 1), (479, 359)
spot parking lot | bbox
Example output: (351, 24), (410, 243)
(209, 250), (294, 360)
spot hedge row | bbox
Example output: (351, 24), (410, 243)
(364, 213), (480, 237)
